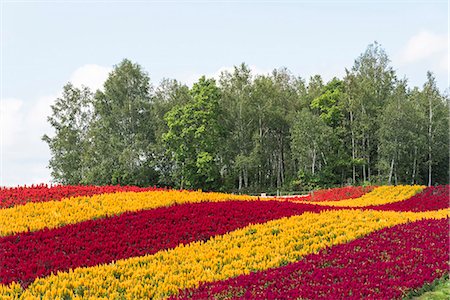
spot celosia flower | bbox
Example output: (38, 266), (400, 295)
(176, 218), (449, 300)
(1, 209), (447, 299)
(0, 200), (335, 287)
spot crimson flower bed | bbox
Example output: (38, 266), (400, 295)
(176, 218), (449, 299)
(365, 185), (449, 212)
(0, 200), (336, 287)
(284, 186), (375, 202)
(0, 184), (164, 208)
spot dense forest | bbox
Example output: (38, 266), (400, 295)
(43, 42), (449, 192)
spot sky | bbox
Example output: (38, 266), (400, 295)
(0, 0), (448, 187)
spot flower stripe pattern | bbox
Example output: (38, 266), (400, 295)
(176, 217), (449, 299)
(284, 185), (375, 202)
(1, 209), (447, 299)
(0, 190), (255, 237)
(365, 185), (449, 212)
(295, 185), (425, 207)
(0, 201), (337, 287)
(0, 184), (164, 208)
(0, 185), (447, 299)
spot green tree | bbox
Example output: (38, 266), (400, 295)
(42, 83), (93, 184)
(310, 77), (350, 185)
(84, 59), (158, 186)
(378, 80), (424, 185)
(243, 69), (303, 191)
(218, 64), (255, 191)
(310, 77), (345, 128)
(163, 76), (222, 190)
(291, 108), (332, 189)
(419, 72), (449, 186)
(264, 68), (303, 189)
(344, 42), (395, 183)
(44, 50), (449, 190)
(153, 79), (192, 187)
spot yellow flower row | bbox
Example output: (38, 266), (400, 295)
(2, 208), (447, 299)
(0, 190), (255, 237)
(296, 185), (425, 207)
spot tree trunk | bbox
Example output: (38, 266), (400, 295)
(277, 160), (281, 188)
(180, 175), (184, 190)
(280, 136), (285, 185)
(362, 161), (367, 182)
(362, 136), (367, 182)
(412, 146), (417, 184)
(428, 94), (433, 187)
(388, 158), (394, 185)
(377, 144), (381, 179)
(350, 110), (356, 184)
(312, 147), (316, 175)
(244, 167), (248, 188)
(238, 172), (242, 191)
(258, 108), (263, 188)
(320, 151), (327, 165)
(367, 136), (371, 182)
(281, 160), (284, 185)
(361, 101), (367, 183)
(276, 148), (281, 189)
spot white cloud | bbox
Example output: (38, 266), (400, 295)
(399, 30), (447, 64)
(69, 64), (111, 91)
(1, 96), (54, 186)
(1, 64), (111, 186)
(394, 30), (448, 89)
(438, 52), (449, 71)
(1, 98), (24, 147)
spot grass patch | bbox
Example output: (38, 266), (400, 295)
(404, 274), (449, 299)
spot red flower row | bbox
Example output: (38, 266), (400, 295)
(366, 185), (449, 212)
(175, 218), (449, 299)
(0, 200), (336, 287)
(285, 186), (375, 202)
(0, 184), (165, 208)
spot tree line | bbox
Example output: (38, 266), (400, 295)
(43, 42), (449, 192)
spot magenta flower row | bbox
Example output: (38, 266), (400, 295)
(0, 184), (166, 208)
(176, 218), (449, 300)
(284, 186), (375, 202)
(0, 200), (336, 287)
(367, 185), (449, 212)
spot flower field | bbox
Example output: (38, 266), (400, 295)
(0, 185), (448, 299)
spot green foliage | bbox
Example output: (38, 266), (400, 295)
(44, 59), (159, 186)
(163, 76), (222, 190)
(152, 79), (192, 187)
(404, 274), (449, 299)
(42, 83), (93, 184)
(310, 77), (345, 127)
(83, 59), (158, 186)
(44, 44), (449, 190)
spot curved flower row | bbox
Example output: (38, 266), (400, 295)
(296, 185), (425, 207)
(0, 200), (336, 287)
(0, 190), (255, 237)
(176, 217), (449, 299)
(284, 186), (375, 202)
(0, 184), (164, 208)
(1, 209), (447, 299)
(366, 185), (449, 212)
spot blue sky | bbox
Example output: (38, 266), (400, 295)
(1, 0), (448, 186)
